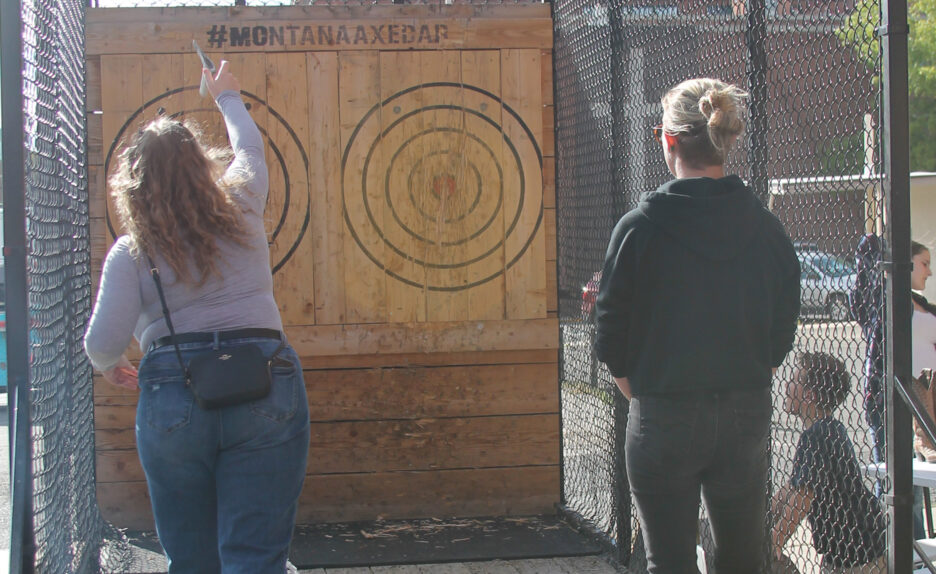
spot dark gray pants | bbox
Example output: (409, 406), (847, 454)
(625, 387), (772, 574)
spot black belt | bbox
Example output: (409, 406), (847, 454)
(150, 328), (282, 351)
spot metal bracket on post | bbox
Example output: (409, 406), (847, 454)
(877, 260), (913, 275)
(876, 24), (910, 37)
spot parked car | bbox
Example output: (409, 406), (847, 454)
(797, 250), (856, 322)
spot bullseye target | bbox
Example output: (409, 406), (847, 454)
(342, 82), (542, 292)
(103, 86), (310, 275)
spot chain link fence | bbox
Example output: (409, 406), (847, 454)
(7, 0), (135, 571)
(87, 1), (542, 6)
(2, 0), (907, 571)
(553, 1), (890, 572)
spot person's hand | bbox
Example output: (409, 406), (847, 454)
(613, 376), (632, 400)
(204, 60), (240, 100)
(102, 355), (138, 390)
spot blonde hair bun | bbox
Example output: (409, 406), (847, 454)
(699, 88), (744, 137)
(661, 78), (748, 166)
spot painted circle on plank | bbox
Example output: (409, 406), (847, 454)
(103, 86), (310, 275)
(342, 82), (542, 292)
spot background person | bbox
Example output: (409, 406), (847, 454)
(84, 62), (310, 574)
(595, 77), (800, 573)
(772, 352), (886, 574)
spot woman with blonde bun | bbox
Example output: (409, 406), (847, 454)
(595, 78), (800, 573)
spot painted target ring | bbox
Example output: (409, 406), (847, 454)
(103, 86), (310, 275)
(342, 82), (542, 292)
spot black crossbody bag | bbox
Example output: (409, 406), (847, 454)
(148, 258), (284, 410)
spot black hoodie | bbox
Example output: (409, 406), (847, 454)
(594, 175), (800, 396)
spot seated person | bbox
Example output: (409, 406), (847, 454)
(772, 351), (886, 574)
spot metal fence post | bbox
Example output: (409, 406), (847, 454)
(881, 0), (913, 571)
(745, 0), (769, 205)
(1, 0), (35, 571)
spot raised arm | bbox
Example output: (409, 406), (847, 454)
(204, 61), (269, 214)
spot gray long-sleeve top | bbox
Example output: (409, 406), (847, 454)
(84, 90), (282, 371)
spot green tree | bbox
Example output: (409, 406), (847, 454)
(838, 0), (936, 171)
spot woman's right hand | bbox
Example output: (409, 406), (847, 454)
(204, 60), (240, 100)
(102, 354), (138, 390)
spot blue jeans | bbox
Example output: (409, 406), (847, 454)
(625, 388), (772, 574)
(135, 336), (310, 574)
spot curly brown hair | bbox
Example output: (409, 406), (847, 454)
(795, 351), (851, 411)
(110, 116), (250, 283)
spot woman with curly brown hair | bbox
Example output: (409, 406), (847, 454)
(84, 62), (309, 574)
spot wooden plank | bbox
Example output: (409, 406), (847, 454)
(93, 348), (557, 399)
(98, 481), (153, 531)
(87, 113), (103, 167)
(95, 405), (136, 430)
(141, 53), (184, 111)
(546, 264), (557, 316)
(540, 50), (553, 108)
(97, 450), (145, 483)
(379, 50), (427, 323)
(286, 319), (558, 358)
(100, 54), (144, 244)
(101, 54), (143, 112)
(501, 49), (546, 320)
(308, 51), (346, 325)
(88, 165), (105, 228)
(96, 414), (559, 481)
(297, 466), (559, 523)
(542, 157), (555, 210)
(339, 50), (387, 323)
(309, 414), (559, 474)
(289, 349), (557, 370)
(96, 428), (136, 451)
(85, 5), (552, 24)
(266, 52), (316, 326)
(461, 50), (505, 321)
(545, 208), (556, 262)
(541, 106), (555, 159)
(85, 7), (553, 56)
(96, 362), (559, 425)
(422, 50), (472, 323)
(306, 362), (558, 421)
(86, 56), (102, 112)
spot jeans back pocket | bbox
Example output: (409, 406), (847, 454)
(141, 375), (194, 433)
(249, 357), (301, 422)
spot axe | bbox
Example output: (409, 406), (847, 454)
(193, 39), (216, 98)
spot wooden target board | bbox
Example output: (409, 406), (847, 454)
(87, 5), (558, 530)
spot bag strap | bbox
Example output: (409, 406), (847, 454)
(146, 256), (287, 374)
(147, 256), (189, 378)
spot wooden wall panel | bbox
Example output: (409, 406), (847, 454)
(379, 50), (428, 323)
(96, 414), (558, 481)
(501, 49), (546, 320)
(308, 52), (346, 325)
(339, 50), (387, 323)
(267, 52), (317, 325)
(87, 5), (557, 529)
(99, 465), (559, 531)
(462, 50), (506, 321)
